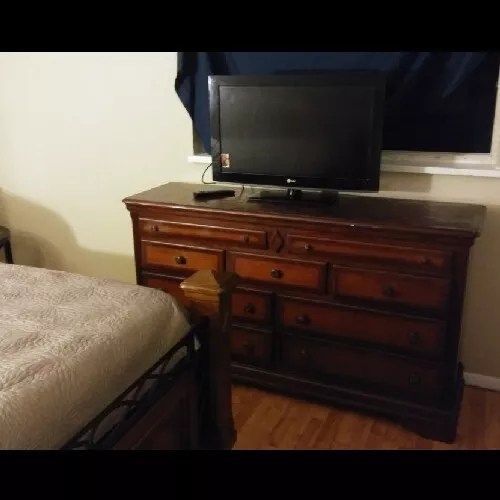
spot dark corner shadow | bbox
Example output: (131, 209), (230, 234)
(0, 189), (135, 283)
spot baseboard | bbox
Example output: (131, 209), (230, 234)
(464, 372), (500, 391)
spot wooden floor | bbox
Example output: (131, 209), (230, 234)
(232, 384), (500, 450)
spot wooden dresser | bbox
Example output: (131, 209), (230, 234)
(124, 182), (486, 443)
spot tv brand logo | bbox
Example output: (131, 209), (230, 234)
(286, 178), (296, 184)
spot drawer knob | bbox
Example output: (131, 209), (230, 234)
(242, 341), (255, 355)
(304, 243), (313, 252)
(175, 256), (186, 265)
(244, 303), (256, 314)
(408, 373), (421, 386)
(408, 331), (420, 346)
(418, 256), (429, 265)
(382, 284), (397, 298)
(152, 225), (160, 232)
(300, 349), (309, 360)
(242, 235), (250, 244)
(271, 269), (283, 279)
(296, 314), (311, 325)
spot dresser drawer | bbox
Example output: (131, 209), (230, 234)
(142, 241), (223, 273)
(141, 275), (190, 307)
(288, 234), (452, 277)
(140, 219), (267, 249)
(232, 289), (272, 324)
(281, 334), (442, 398)
(279, 296), (444, 358)
(231, 326), (272, 366)
(332, 267), (450, 311)
(228, 252), (327, 293)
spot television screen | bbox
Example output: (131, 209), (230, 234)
(209, 73), (385, 193)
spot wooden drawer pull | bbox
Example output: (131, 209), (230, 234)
(242, 341), (255, 355)
(270, 269), (283, 279)
(242, 235), (250, 243)
(408, 331), (420, 346)
(175, 256), (186, 265)
(300, 349), (309, 360)
(418, 256), (429, 265)
(296, 314), (311, 326)
(408, 373), (421, 386)
(304, 243), (313, 252)
(382, 284), (398, 298)
(152, 225), (160, 232)
(244, 303), (256, 314)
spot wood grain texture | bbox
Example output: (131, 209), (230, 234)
(140, 218), (268, 249)
(142, 241), (223, 273)
(228, 252), (327, 293)
(278, 296), (444, 357)
(287, 233), (453, 277)
(232, 289), (272, 323)
(232, 384), (500, 450)
(111, 269), (239, 450)
(123, 182), (486, 239)
(333, 267), (450, 311)
(181, 269), (240, 449)
(124, 181), (486, 443)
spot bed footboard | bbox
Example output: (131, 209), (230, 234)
(181, 269), (239, 450)
(112, 269), (239, 450)
(62, 327), (201, 450)
(61, 269), (239, 450)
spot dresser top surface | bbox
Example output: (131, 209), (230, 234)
(124, 182), (486, 238)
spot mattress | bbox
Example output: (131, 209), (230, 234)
(0, 263), (191, 450)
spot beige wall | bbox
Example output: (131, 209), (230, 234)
(0, 52), (499, 378)
(0, 52), (199, 282)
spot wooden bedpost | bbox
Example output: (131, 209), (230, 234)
(180, 269), (239, 450)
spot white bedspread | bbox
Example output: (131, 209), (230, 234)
(0, 263), (191, 450)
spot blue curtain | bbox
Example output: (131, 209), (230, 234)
(175, 52), (500, 154)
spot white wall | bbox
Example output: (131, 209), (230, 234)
(0, 51), (499, 379)
(0, 52), (198, 281)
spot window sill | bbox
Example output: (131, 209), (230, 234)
(187, 154), (500, 179)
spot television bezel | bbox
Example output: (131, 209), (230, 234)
(208, 72), (386, 192)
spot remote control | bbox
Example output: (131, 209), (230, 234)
(193, 189), (236, 200)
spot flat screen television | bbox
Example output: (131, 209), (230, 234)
(208, 72), (386, 204)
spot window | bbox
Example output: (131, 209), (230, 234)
(184, 52), (500, 175)
(382, 54), (500, 172)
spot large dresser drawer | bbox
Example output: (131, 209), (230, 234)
(228, 252), (327, 293)
(140, 218), (268, 249)
(332, 267), (450, 311)
(142, 241), (223, 273)
(281, 333), (443, 399)
(278, 296), (444, 358)
(287, 234), (452, 277)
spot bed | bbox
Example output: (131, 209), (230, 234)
(0, 262), (238, 450)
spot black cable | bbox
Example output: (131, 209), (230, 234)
(201, 162), (245, 197)
(201, 163), (215, 184)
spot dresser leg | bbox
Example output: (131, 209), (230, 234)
(402, 412), (459, 444)
(401, 369), (464, 444)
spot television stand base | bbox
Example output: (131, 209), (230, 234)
(247, 189), (338, 205)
